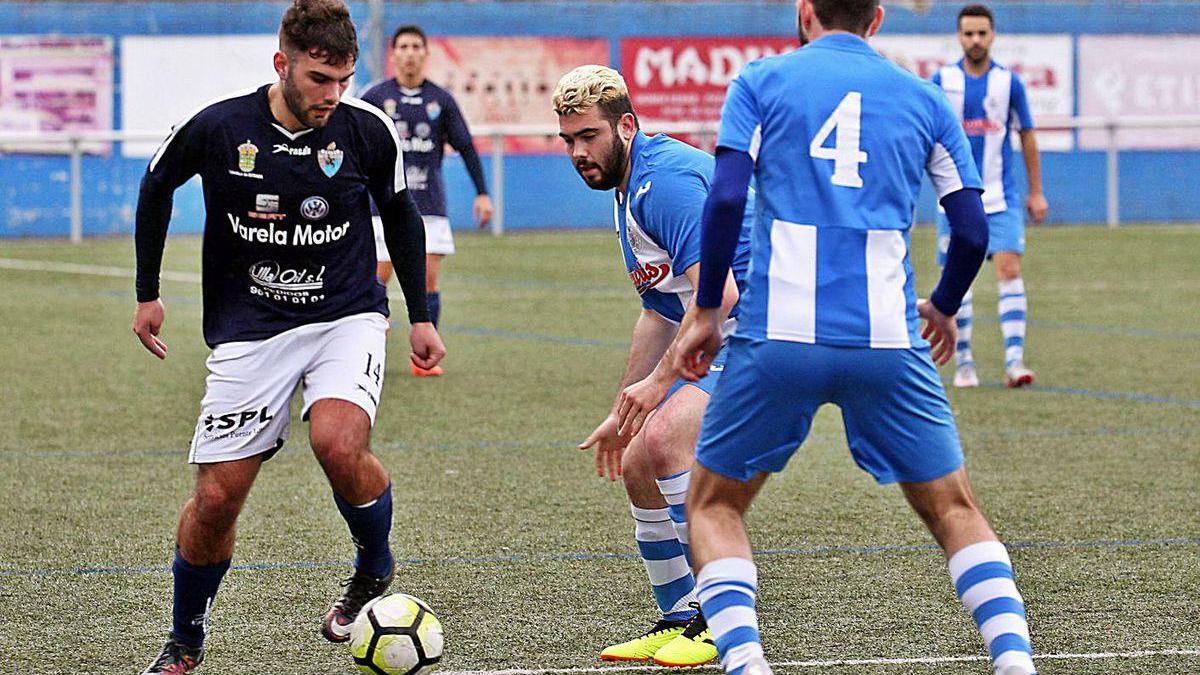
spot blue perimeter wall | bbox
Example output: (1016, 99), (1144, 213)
(2, 1), (1200, 238)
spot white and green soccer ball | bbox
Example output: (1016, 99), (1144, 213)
(350, 593), (444, 675)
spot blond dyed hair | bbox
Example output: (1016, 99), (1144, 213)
(552, 65), (637, 125)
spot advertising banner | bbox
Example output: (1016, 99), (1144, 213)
(420, 36), (610, 154)
(620, 36), (798, 127)
(873, 34), (1075, 150)
(0, 35), (113, 153)
(1078, 35), (1200, 149)
(122, 35), (279, 157)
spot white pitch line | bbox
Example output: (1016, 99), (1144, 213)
(440, 649), (1200, 675)
(0, 257), (201, 284)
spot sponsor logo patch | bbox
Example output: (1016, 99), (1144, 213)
(300, 196), (329, 221)
(273, 143), (311, 156)
(200, 406), (273, 441)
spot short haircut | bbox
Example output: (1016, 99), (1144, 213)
(809, 0), (879, 36)
(279, 0), (358, 66)
(552, 65), (638, 128)
(392, 24), (427, 48)
(958, 4), (995, 28)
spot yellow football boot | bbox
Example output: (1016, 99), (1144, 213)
(599, 619), (688, 662)
(652, 612), (718, 667)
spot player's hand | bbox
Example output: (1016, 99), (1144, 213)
(473, 194), (494, 228)
(408, 322), (446, 370)
(578, 414), (628, 481)
(132, 299), (168, 360)
(673, 305), (722, 382)
(918, 299), (958, 366)
(1027, 192), (1049, 224)
(616, 374), (671, 439)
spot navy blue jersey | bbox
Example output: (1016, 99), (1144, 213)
(359, 79), (485, 216)
(146, 84), (407, 346)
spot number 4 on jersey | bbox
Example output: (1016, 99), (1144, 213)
(809, 91), (868, 188)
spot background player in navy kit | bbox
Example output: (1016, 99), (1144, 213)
(361, 24), (493, 376)
(130, 1), (444, 672)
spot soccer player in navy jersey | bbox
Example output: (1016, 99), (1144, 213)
(361, 25), (493, 376)
(556, 65), (754, 668)
(131, 1), (444, 671)
(673, 1), (1037, 674)
(933, 4), (1048, 389)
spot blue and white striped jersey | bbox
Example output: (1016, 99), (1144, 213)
(717, 33), (982, 348)
(933, 60), (1034, 214)
(615, 131), (753, 326)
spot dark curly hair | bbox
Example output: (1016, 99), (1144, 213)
(279, 0), (359, 66)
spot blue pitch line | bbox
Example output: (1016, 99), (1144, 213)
(980, 382), (1200, 409)
(970, 315), (1200, 342)
(439, 325), (627, 349)
(2, 537), (1196, 580)
(6, 426), (1200, 461)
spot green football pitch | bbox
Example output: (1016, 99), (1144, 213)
(1, 225), (1197, 674)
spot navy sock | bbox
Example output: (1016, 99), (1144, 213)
(171, 549), (231, 648)
(427, 291), (441, 328)
(333, 483), (394, 577)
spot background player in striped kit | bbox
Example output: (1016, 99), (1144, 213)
(361, 24), (493, 376)
(556, 65), (753, 668)
(933, 3), (1049, 389)
(673, 1), (1038, 674)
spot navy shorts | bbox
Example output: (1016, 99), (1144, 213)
(695, 336), (963, 485)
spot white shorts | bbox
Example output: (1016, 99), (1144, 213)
(189, 312), (389, 464)
(373, 214), (455, 262)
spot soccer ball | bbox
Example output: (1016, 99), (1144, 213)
(350, 593), (444, 675)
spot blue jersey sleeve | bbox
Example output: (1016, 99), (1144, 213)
(716, 72), (761, 156)
(1010, 73), (1035, 131)
(925, 89), (983, 198)
(931, 69), (942, 87)
(634, 169), (709, 275)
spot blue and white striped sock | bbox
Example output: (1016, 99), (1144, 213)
(632, 505), (697, 621)
(955, 288), (975, 368)
(697, 557), (764, 675)
(998, 279), (1027, 368)
(949, 541), (1036, 674)
(656, 470), (691, 563)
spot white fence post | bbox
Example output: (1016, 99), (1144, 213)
(490, 132), (505, 237)
(1106, 121), (1120, 229)
(69, 138), (83, 244)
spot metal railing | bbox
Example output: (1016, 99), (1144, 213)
(2, 115), (1199, 242)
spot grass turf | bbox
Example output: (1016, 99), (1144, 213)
(0, 225), (1197, 674)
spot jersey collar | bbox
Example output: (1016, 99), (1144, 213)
(955, 58), (998, 78)
(809, 32), (876, 55)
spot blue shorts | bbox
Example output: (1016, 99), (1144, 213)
(695, 337), (963, 485)
(663, 343), (727, 403)
(937, 208), (1025, 264)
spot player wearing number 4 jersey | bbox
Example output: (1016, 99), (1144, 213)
(673, 2), (1038, 675)
(131, 1), (445, 672)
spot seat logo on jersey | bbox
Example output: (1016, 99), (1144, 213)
(237, 140), (258, 173)
(300, 196), (329, 221)
(317, 142), (343, 177)
(629, 261), (671, 295)
(255, 194), (279, 213)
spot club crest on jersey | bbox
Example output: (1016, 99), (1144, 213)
(237, 140), (258, 173)
(629, 261), (670, 295)
(317, 142), (343, 177)
(426, 101), (441, 120)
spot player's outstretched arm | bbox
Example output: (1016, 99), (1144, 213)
(1019, 129), (1048, 223)
(580, 309), (676, 480)
(132, 172), (177, 360)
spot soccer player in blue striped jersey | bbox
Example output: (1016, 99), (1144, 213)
(555, 65), (753, 668)
(673, 2), (1037, 675)
(933, 4), (1049, 389)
